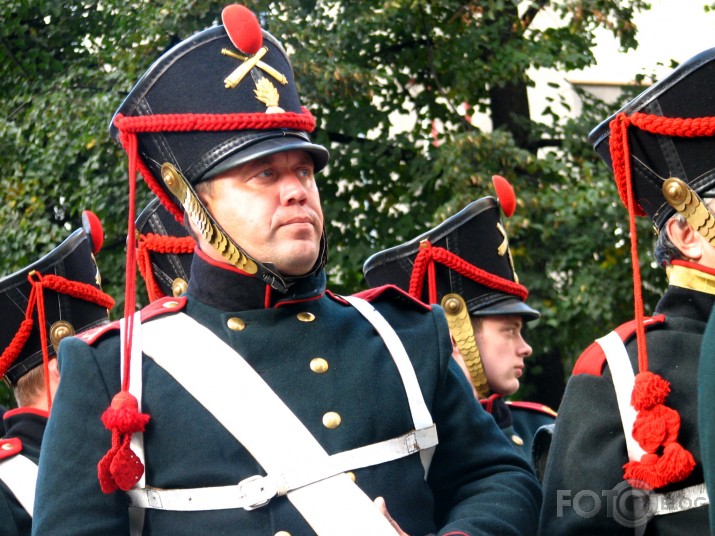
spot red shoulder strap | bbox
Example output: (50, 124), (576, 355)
(506, 400), (558, 418)
(572, 314), (666, 376)
(352, 284), (432, 312)
(140, 296), (187, 321)
(0, 438), (22, 460)
(77, 320), (120, 345)
(76, 297), (188, 346)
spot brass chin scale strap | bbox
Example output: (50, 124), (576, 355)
(441, 293), (490, 399)
(161, 163), (258, 276)
(662, 177), (715, 246)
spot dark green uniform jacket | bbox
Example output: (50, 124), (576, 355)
(539, 273), (713, 535)
(33, 253), (541, 536)
(699, 305), (715, 536)
(481, 395), (556, 468)
(0, 408), (47, 536)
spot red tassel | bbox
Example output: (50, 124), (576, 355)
(97, 392), (150, 493)
(631, 404), (680, 452)
(658, 443), (696, 483)
(631, 371), (670, 410)
(624, 372), (695, 489)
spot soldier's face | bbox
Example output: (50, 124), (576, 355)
(196, 150), (324, 276)
(473, 315), (532, 396)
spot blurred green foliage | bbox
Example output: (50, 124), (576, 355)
(2, 0), (693, 410)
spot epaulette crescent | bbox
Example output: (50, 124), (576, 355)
(572, 314), (666, 376)
(350, 284), (432, 312)
(76, 296), (188, 345)
(506, 400), (558, 418)
(0, 438), (22, 461)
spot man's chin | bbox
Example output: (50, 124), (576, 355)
(271, 246), (321, 277)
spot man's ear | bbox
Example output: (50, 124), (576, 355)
(665, 218), (703, 262)
(48, 357), (61, 381)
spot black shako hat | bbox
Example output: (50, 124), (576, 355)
(136, 197), (194, 301)
(589, 47), (715, 230)
(363, 180), (539, 320)
(109, 5), (329, 222)
(0, 212), (114, 385)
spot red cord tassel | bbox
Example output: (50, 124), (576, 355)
(624, 372), (696, 489)
(97, 391), (150, 492)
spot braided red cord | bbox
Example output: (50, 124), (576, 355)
(29, 273), (53, 411)
(39, 274), (115, 310)
(122, 132), (139, 394)
(0, 319), (34, 379)
(610, 114), (649, 371)
(408, 241), (528, 303)
(113, 109), (316, 133)
(0, 271), (115, 382)
(137, 234), (195, 301)
(628, 112), (715, 138)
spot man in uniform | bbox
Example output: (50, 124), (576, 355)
(539, 47), (715, 534)
(363, 179), (556, 467)
(32, 5), (541, 535)
(0, 212), (113, 535)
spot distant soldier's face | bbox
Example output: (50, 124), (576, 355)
(474, 315), (532, 396)
(195, 150), (324, 276)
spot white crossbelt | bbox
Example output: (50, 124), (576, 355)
(596, 330), (709, 513)
(342, 295), (436, 476)
(596, 330), (647, 462)
(0, 454), (38, 517)
(650, 483), (709, 516)
(129, 299), (437, 534)
(126, 426), (437, 512)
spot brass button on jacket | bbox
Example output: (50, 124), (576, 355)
(227, 317), (246, 331)
(310, 358), (329, 374)
(296, 311), (315, 322)
(322, 412), (342, 429)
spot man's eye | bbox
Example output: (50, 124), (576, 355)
(251, 169), (272, 180)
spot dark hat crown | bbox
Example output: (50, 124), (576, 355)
(0, 226), (113, 385)
(363, 197), (539, 319)
(110, 8), (329, 219)
(589, 47), (715, 229)
(136, 198), (194, 301)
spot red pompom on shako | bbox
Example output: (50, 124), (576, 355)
(492, 175), (516, 218)
(82, 210), (104, 255)
(222, 4), (263, 55)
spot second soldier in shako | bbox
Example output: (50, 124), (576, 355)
(0, 212), (113, 535)
(539, 47), (715, 534)
(363, 177), (556, 468)
(33, 4), (542, 536)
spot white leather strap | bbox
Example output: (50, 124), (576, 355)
(141, 312), (399, 535)
(342, 295), (436, 476)
(651, 483), (709, 515)
(596, 330), (647, 462)
(0, 454), (38, 517)
(120, 312), (146, 536)
(127, 425), (437, 512)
